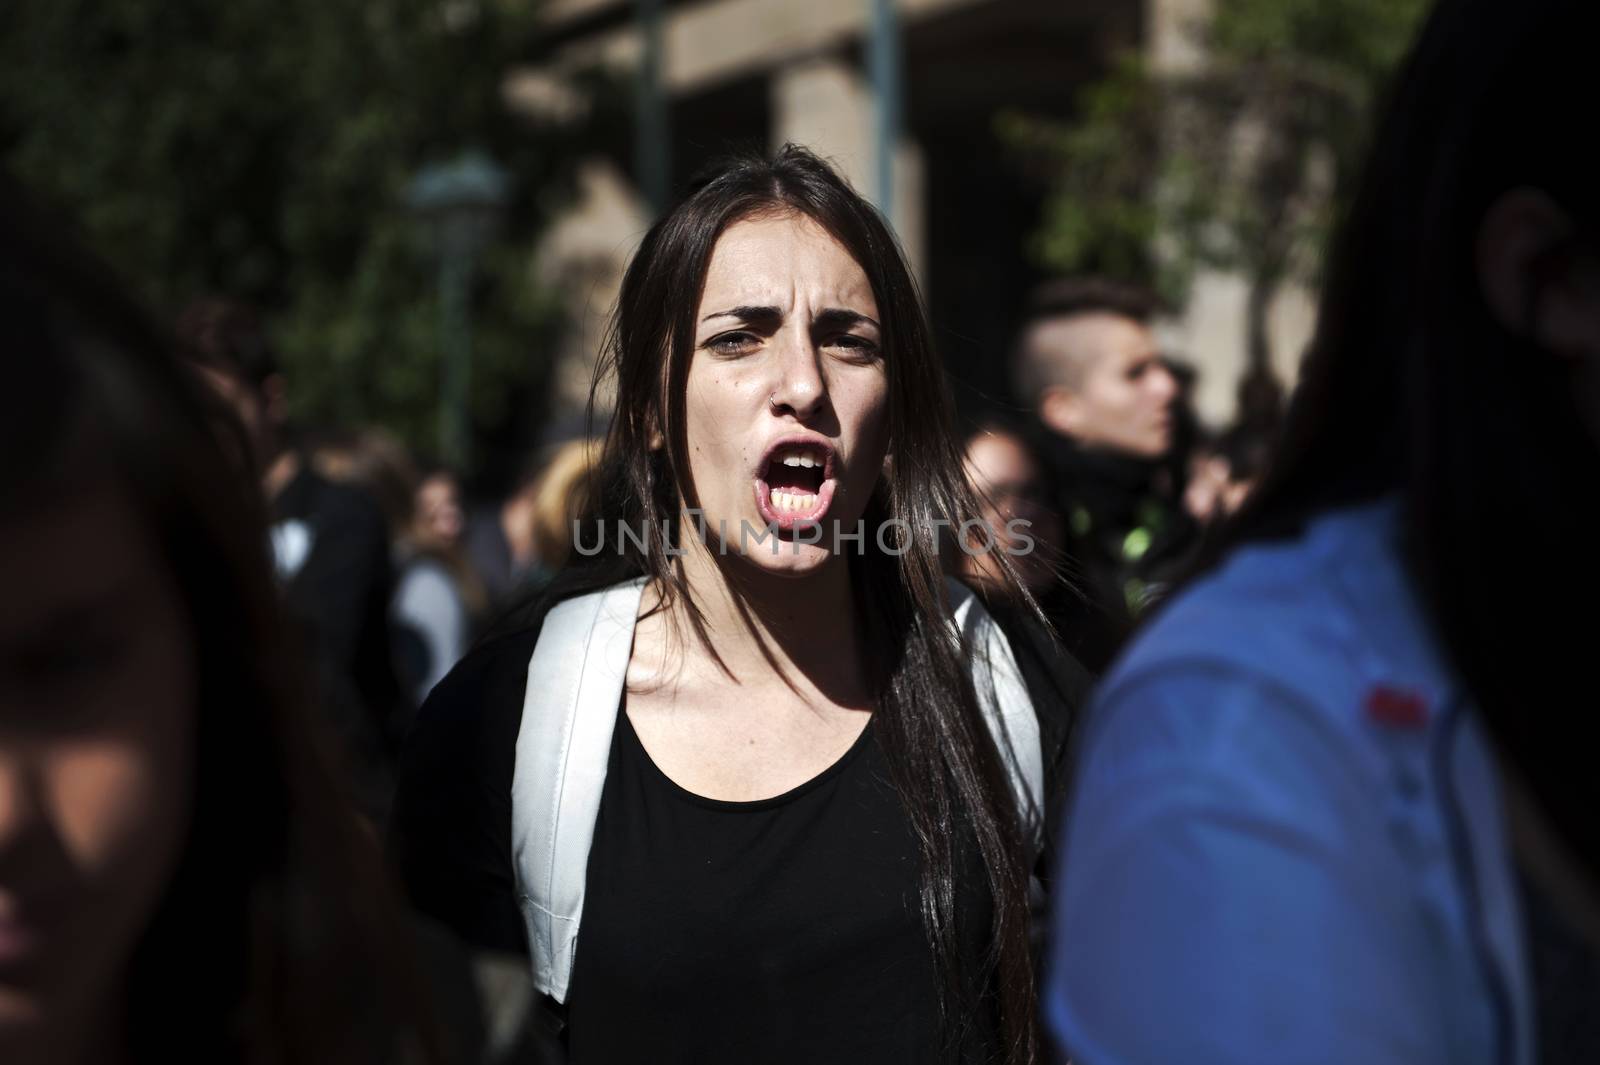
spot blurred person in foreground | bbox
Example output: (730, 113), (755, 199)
(177, 300), (402, 825)
(1011, 279), (1197, 672)
(0, 186), (447, 1064)
(1047, 1), (1600, 1062)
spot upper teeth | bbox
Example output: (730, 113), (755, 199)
(778, 448), (821, 469)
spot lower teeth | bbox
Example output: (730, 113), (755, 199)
(773, 491), (817, 513)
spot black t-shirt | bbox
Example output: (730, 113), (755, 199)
(389, 588), (1083, 1061)
(570, 709), (994, 1064)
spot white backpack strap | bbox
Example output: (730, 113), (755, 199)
(510, 578), (646, 1004)
(946, 578), (1045, 857)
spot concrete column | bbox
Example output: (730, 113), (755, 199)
(1147, 0), (1211, 74)
(772, 58), (876, 198)
(533, 157), (652, 419)
(770, 56), (927, 286)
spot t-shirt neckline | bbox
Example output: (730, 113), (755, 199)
(617, 707), (876, 812)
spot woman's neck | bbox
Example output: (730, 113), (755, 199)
(658, 525), (869, 707)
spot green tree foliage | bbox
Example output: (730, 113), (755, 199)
(999, 0), (1429, 382)
(0, 0), (598, 469)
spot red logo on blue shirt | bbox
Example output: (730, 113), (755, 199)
(1365, 686), (1429, 730)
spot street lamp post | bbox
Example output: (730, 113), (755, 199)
(868, 0), (903, 218)
(635, 0), (670, 214)
(407, 150), (511, 471)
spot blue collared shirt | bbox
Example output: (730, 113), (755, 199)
(1046, 501), (1532, 1065)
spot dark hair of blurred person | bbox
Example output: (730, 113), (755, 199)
(1009, 277), (1198, 670)
(308, 427), (411, 535)
(1011, 278), (1166, 416)
(1048, 2), (1600, 1062)
(177, 299), (403, 825)
(1182, 421), (1276, 526)
(392, 145), (1083, 1065)
(0, 183), (443, 1064)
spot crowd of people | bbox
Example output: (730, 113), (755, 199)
(4, 0), (1600, 1062)
(164, 294), (601, 826)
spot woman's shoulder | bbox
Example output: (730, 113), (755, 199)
(1084, 501), (1462, 809)
(1105, 500), (1429, 710)
(409, 575), (646, 741)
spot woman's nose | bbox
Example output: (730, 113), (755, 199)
(768, 333), (827, 419)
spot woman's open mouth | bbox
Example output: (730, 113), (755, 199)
(753, 438), (837, 530)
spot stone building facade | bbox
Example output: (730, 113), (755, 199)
(509, 0), (1314, 430)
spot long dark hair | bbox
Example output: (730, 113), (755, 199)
(0, 182), (442, 1063)
(1216, 0), (1600, 881)
(533, 145), (1042, 1061)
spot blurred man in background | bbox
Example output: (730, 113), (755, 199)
(1012, 278), (1198, 671)
(178, 298), (403, 825)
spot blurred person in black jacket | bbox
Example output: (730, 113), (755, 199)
(177, 299), (403, 826)
(1010, 278), (1199, 671)
(462, 457), (542, 611)
(0, 180), (545, 1065)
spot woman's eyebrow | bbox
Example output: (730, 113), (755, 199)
(701, 305), (781, 325)
(814, 308), (880, 331)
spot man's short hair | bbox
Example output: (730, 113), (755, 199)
(1026, 276), (1161, 324)
(175, 297), (278, 387)
(1011, 277), (1163, 404)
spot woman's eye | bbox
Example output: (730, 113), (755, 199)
(828, 334), (880, 361)
(706, 332), (759, 355)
